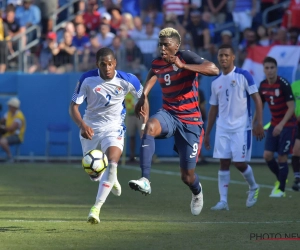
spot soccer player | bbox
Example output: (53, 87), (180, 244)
(204, 44), (264, 210)
(128, 27), (219, 216)
(258, 56), (296, 197)
(69, 47), (143, 224)
(291, 79), (300, 191)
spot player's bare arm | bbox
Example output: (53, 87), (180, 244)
(69, 101), (94, 140)
(251, 93), (265, 141)
(134, 69), (157, 119)
(170, 56), (219, 76)
(204, 105), (218, 150)
(273, 100), (295, 136)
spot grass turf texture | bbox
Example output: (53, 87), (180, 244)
(0, 163), (299, 250)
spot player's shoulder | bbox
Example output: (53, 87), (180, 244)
(278, 76), (290, 86)
(116, 70), (139, 83)
(211, 73), (222, 85)
(233, 67), (252, 79)
(79, 69), (99, 83)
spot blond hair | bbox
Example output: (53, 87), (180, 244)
(159, 27), (181, 45)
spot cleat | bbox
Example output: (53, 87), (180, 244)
(269, 189), (286, 197)
(292, 178), (300, 191)
(246, 187), (259, 208)
(128, 177), (151, 195)
(211, 201), (229, 211)
(111, 179), (122, 196)
(87, 206), (100, 224)
(190, 183), (203, 215)
(270, 180), (288, 196)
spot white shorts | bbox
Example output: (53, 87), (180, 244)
(232, 11), (252, 32)
(213, 129), (252, 162)
(80, 126), (125, 156)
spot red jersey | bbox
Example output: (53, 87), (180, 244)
(259, 76), (296, 127)
(83, 11), (101, 31)
(151, 50), (205, 125)
(281, 0), (300, 29)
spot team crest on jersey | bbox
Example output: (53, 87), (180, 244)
(275, 89), (280, 97)
(230, 80), (236, 87)
(172, 64), (178, 71)
(114, 86), (123, 95)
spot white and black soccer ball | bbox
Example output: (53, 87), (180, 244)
(82, 149), (108, 177)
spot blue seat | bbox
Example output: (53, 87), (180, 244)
(45, 123), (71, 161)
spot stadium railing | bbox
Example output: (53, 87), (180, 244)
(262, 0), (290, 28)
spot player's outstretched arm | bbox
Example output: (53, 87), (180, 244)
(134, 69), (157, 119)
(251, 93), (265, 141)
(69, 101), (94, 140)
(204, 105), (218, 150)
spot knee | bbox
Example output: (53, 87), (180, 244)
(278, 155), (287, 163)
(263, 151), (273, 162)
(181, 173), (193, 185)
(145, 121), (158, 136)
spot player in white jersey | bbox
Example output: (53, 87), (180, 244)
(69, 47), (143, 224)
(204, 44), (265, 210)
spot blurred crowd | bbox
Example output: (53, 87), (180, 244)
(0, 0), (299, 74)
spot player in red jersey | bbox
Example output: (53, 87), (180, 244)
(128, 27), (219, 215)
(258, 56), (296, 197)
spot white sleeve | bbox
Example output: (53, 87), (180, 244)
(209, 83), (218, 105)
(243, 71), (258, 95)
(72, 80), (87, 104)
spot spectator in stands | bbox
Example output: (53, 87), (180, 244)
(4, 5), (26, 52)
(57, 21), (75, 43)
(83, 0), (101, 33)
(272, 27), (288, 45)
(109, 35), (122, 68)
(238, 28), (258, 63)
(220, 30), (232, 45)
(0, 10), (10, 73)
(73, 14), (85, 26)
(122, 38), (145, 73)
(0, 97), (26, 162)
(257, 25), (270, 46)
(130, 16), (144, 40)
(136, 22), (158, 68)
(101, 12), (116, 34)
(282, 0), (300, 29)
(117, 24), (130, 43)
(207, 0), (227, 24)
(15, 0), (41, 28)
(7, 0), (22, 7)
(232, 0), (256, 32)
(108, 6), (122, 31)
(163, 15), (187, 49)
(81, 31), (101, 71)
(35, 0), (58, 37)
(50, 31), (75, 73)
(185, 10), (210, 56)
(143, 2), (164, 28)
(162, 0), (189, 25)
(121, 0), (140, 17)
(121, 13), (135, 36)
(72, 23), (90, 55)
(97, 23), (115, 47)
(97, 0), (114, 16)
(288, 27), (300, 45)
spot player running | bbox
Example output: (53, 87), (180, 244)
(204, 44), (264, 210)
(258, 56), (296, 197)
(69, 48), (143, 224)
(128, 27), (219, 216)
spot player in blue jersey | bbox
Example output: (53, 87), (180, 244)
(204, 44), (265, 210)
(128, 28), (219, 216)
(69, 47), (143, 224)
(258, 57), (296, 197)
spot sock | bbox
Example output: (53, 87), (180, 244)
(94, 162), (117, 209)
(140, 134), (155, 179)
(218, 170), (230, 203)
(291, 156), (300, 179)
(241, 165), (258, 190)
(278, 162), (289, 192)
(188, 173), (201, 195)
(266, 158), (279, 180)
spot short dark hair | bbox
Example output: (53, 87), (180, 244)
(96, 47), (115, 63)
(218, 44), (235, 54)
(263, 56), (277, 66)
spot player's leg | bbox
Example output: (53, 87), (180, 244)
(126, 115), (137, 163)
(232, 130), (259, 207)
(87, 132), (123, 224)
(210, 130), (231, 210)
(175, 124), (203, 215)
(291, 126), (300, 191)
(128, 110), (176, 194)
(0, 136), (13, 161)
(263, 126), (280, 193)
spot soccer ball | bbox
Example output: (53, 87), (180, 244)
(82, 149), (108, 177)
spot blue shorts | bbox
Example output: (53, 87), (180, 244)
(265, 125), (296, 155)
(151, 109), (204, 169)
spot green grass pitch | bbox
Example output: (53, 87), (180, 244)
(0, 162), (299, 250)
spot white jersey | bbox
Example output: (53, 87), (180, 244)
(72, 69), (143, 133)
(209, 67), (258, 132)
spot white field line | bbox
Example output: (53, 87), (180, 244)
(121, 165), (294, 192)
